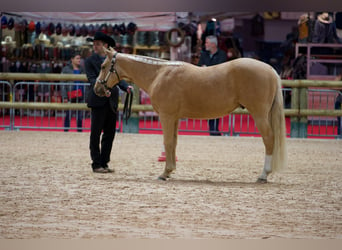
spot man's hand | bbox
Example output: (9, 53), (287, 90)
(105, 89), (111, 97)
(127, 86), (134, 94)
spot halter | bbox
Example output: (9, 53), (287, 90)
(97, 52), (120, 90)
(97, 52), (133, 124)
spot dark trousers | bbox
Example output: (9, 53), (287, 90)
(64, 110), (83, 132)
(208, 118), (221, 136)
(89, 104), (117, 168)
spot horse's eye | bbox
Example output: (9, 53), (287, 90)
(101, 66), (105, 70)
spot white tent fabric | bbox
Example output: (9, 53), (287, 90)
(4, 12), (188, 31)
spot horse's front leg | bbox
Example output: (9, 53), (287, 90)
(159, 142), (177, 180)
(158, 115), (179, 180)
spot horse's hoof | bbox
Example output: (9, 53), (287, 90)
(256, 178), (267, 184)
(157, 174), (171, 181)
(158, 176), (167, 181)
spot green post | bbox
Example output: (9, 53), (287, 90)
(122, 83), (140, 133)
(290, 87), (299, 138)
(290, 87), (308, 138)
(298, 87), (308, 138)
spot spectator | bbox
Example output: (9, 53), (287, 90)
(61, 50), (85, 132)
(312, 12), (341, 44)
(297, 13), (313, 43)
(198, 35), (228, 136)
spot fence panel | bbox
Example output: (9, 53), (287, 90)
(138, 114), (231, 136)
(11, 81), (93, 131)
(0, 81), (12, 130)
(307, 88), (341, 138)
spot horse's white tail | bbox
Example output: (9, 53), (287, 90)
(270, 77), (287, 172)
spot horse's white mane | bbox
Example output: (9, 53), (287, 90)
(122, 54), (184, 66)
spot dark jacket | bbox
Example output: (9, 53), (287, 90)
(198, 49), (228, 67)
(312, 20), (342, 44)
(85, 53), (129, 110)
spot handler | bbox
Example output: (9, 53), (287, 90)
(85, 31), (133, 173)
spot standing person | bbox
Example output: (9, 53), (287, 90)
(198, 35), (228, 136)
(85, 31), (133, 173)
(312, 13), (342, 74)
(312, 12), (341, 44)
(61, 50), (85, 132)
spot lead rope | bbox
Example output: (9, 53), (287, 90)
(123, 89), (134, 124)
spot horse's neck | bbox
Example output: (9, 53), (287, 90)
(118, 54), (163, 93)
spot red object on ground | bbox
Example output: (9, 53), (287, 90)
(158, 151), (178, 162)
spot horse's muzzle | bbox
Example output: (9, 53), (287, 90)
(93, 82), (106, 97)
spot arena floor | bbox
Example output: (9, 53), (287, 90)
(0, 131), (341, 239)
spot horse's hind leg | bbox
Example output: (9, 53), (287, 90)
(258, 155), (272, 183)
(254, 116), (274, 183)
(158, 115), (179, 180)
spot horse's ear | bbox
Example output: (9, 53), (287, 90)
(110, 47), (116, 54)
(103, 46), (110, 55)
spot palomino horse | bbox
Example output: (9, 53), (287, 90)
(94, 47), (287, 183)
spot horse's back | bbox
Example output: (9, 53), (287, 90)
(193, 57), (279, 87)
(226, 58), (279, 89)
(229, 57), (277, 76)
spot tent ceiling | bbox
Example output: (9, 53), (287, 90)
(3, 12), (258, 30)
(2, 12), (183, 31)
(5, 12), (177, 22)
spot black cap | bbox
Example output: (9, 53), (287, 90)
(92, 31), (116, 48)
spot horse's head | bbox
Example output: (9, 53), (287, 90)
(93, 47), (121, 97)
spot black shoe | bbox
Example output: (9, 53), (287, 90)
(93, 167), (110, 173)
(102, 164), (114, 173)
